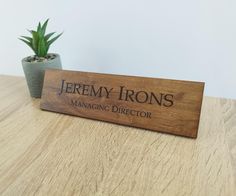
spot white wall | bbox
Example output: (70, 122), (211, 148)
(0, 0), (236, 99)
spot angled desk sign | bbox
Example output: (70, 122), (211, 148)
(40, 69), (204, 138)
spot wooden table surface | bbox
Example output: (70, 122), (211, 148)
(0, 75), (235, 196)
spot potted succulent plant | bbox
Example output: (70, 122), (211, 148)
(19, 19), (63, 98)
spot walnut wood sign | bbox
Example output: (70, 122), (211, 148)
(40, 69), (204, 138)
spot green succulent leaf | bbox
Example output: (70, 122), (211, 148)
(19, 38), (35, 53)
(45, 32), (55, 41)
(20, 36), (32, 42)
(41, 19), (49, 35)
(37, 22), (43, 38)
(38, 38), (47, 57)
(31, 30), (39, 52)
(19, 38), (31, 47)
(37, 22), (41, 32)
(47, 32), (63, 46)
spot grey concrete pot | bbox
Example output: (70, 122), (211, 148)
(22, 53), (62, 98)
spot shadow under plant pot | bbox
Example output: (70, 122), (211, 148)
(22, 53), (62, 98)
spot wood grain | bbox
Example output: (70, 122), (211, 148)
(40, 69), (204, 138)
(220, 99), (236, 186)
(0, 75), (235, 196)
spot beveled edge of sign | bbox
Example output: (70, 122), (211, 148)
(193, 84), (205, 139)
(44, 68), (205, 86)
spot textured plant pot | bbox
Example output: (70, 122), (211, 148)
(22, 53), (62, 98)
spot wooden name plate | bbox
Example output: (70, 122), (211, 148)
(40, 69), (204, 138)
